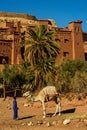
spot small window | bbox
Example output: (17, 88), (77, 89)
(55, 38), (61, 42)
(64, 39), (69, 43)
(63, 52), (69, 57)
(84, 53), (87, 61)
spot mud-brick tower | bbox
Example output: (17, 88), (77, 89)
(68, 20), (84, 60)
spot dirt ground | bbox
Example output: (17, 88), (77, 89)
(0, 96), (87, 130)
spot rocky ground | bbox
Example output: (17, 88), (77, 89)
(0, 96), (87, 130)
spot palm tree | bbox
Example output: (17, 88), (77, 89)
(23, 25), (60, 90)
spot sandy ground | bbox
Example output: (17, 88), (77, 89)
(0, 96), (87, 130)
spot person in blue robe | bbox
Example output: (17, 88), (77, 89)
(13, 96), (18, 119)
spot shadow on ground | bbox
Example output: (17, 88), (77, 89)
(61, 108), (76, 114)
(18, 115), (35, 120)
(46, 108), (76, 117)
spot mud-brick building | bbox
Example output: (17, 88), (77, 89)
(0, 21), (21, 64)
(55, 20), (85, 62)
(0, 12), (87, 65)
(0, 12), (37, 65)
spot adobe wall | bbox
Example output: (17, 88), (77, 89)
(55, 30), (73, 63)
(0, 12), (86, 65)
(0, 12), (37, 20)
(0, 20), (21, 65)
(68, 20), (84, 60)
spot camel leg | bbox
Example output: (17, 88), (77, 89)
(58, 102), (61, 116)
(53, 104), (58, 116)
(53, 97), (61, 117)
(42, 101), (46, 118)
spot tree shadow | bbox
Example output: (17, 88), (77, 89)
(18, 115), (35, 120)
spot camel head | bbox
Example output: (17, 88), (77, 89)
(23, 91), (32, 99)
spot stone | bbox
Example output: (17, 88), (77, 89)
(63, 119), (71, 125)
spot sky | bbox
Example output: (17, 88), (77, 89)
(0, 0), (87, 31)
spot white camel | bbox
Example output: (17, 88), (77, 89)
(23, 86), (61, 118)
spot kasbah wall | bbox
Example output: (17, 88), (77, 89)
(0, 12), (87, 67)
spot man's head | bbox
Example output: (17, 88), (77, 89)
(13, 96), (16, 100)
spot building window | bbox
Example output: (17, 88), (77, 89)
(84, 53), (87, 61)
(0, 56), (8, 64)
(55, 38), (61, 42)
(64, 39), (69, 43)
(63, 52), (69, 57)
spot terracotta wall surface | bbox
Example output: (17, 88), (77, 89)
(0, 12), (87, 65)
